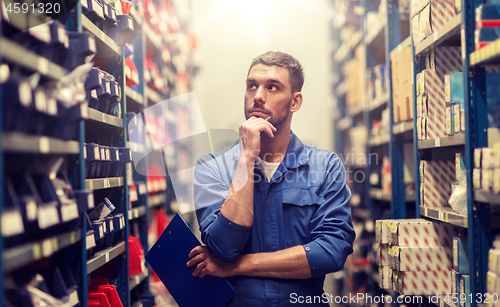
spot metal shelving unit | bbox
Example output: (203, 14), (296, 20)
(0, 0), (187, 305)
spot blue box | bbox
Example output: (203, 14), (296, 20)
(453, 236), (470, 274)
(450, 72), (464, 108)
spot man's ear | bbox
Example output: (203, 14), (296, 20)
(290, 92), (303, 113)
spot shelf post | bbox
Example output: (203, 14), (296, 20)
(462, 0), (491, 300)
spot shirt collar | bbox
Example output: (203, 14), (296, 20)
(232, 131), (310, 169)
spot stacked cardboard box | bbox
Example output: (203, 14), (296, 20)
(486, 236), (500, 307)
(411, 0), (457, 44)
(376, 219), (457, 295)
(391, 46), (414, 123)
(473, 143), (500, 193)
(416, 47), (462, 140)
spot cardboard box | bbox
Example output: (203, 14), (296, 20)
(489, 249), (500, 275)
(399, 270), (451, 295)
(376, 243), (390, 266)
(483, 169), (493, 191)
(494, 168), (500, 194)
(452, 270), (459, 299)
(376, 220), (393, 244)
(473, 168), (482, 189)
(483, 148), (493, 170)
(459, 275), (471, 307)
(446, 105), (454, 135)
(454, 103), (461, 133)
(379, 266), (392, 289)
(392, 219), (457, 246)
(397, 246), (452, 271)
(391, 45), (413, 123)
(486, 271), (498, 305)
(430, 0), (458, 32)
(421, 160), (456, 183)
(453, 236), (470, 274)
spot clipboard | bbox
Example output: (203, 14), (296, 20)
(146, 213), (235, 307)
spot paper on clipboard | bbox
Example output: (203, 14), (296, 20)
(146, 213), (234, 307)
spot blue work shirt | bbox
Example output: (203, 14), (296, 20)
(194, 132), (355, 307)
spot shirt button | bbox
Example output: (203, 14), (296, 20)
(228, 222), (232, 227)
(312, 266), (316, 270)
(305, 247), (310, 252)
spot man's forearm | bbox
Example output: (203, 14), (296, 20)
(234, 245), (312, 279)
(220, 153), (255, 228)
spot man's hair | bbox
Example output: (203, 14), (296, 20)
(248, 51), (304, 93)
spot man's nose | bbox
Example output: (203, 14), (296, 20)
(254, 86), (265, 103)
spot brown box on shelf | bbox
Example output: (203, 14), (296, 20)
(345, 45), (366, 108)
(391, 45), (413, 123)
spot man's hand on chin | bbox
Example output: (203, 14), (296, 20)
(187, 245), (239, 278)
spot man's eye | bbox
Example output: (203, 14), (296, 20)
(247, 84), (257, 90)
(269, 85), (278, 90)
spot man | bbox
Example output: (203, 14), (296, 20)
(187, 51), (355, 306)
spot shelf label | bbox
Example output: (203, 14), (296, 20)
(38, 205), (59, 229)
(33, 244), (41, 260)
(439, 211), (445, 221)
(101, 113), (106, 123)
(86, 234), (96, 250)
(444, 213), (449, 223)
(42, 239), (53, 257)
(104, 178), (110, 188)
(435, 137), (441, 147)
(51, 239), (59, 254)
(424, 207), (428, 216)
(433, 31), (438, 41)
(105, 253), (110, 262)
(61, 203), (78, 222)
(135, 210), (139, 218)
(1, 211), (24, 237)
(88, 193), (95, 209)
(39, 137), (50, 154)
(38, 57), (49, 75)
(70, 232), (76, 244)
(88, 180), (94, 190)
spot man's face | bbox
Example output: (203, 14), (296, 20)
(244, 64), (294, 128)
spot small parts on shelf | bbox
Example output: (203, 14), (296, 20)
(145, 58), (165, 91)
(6, 257), (79, 307)
(87, 197), (124, 258)
(84, 143), (131, 179)
(3, 161), (93, 246)
(129, 235), (146, 277)
(475, 5), (500, 50)
(415, 47), (463, 140)
(2, 71), (89, 141)
(125, 58), (140, 87)
(82, 0), (134, 47)
(366, 64), (387, 106)
(89, 279), (124, 307)
(411, 0), (458, 44)
(473, 143), (500, 193)
(85, 68), (121, 117)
